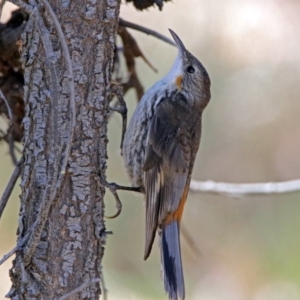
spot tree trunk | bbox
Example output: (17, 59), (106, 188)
(8, 0), (120, 299)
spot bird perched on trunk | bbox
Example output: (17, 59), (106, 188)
(122, 29), (211, 300)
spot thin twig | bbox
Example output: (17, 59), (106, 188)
(181, 224), (202, 257)
(0, 223), (34, 266)
(32, 2), (60, 153)
(100, 273), (108, 300)
(119, 18), (176, 46)
(0, 88), (13, 120)
(0, 159), (21, 220)
(8, 131), (18, 165)
(0, 246), (16, 266)
(57, 278), (100, 300)
(0, 88), (18, 164)
(189, 178), (300, 196)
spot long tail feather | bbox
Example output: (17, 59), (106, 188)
(160, 220), (185, 300)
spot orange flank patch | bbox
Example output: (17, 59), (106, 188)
(175, 75), (183, 90)
(164, 183), (189, 225)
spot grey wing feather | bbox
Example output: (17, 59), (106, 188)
(143, 94), (196, 259)
(144, 165), (162, 259)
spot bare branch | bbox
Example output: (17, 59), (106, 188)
(0, 159), (21, 219)
(0, 245), (17, 266)
(189, 178), (300, 196)
(57, 278), (100, 300)
(100, 273), (108, 300)
(39, 0), (76, 175)
(32, 2), (60, 150)
(8, 132), (18, 165)
(0, 88), (13, 120)
(0, 222), (33, 266)
(119, 18), (176, 46)
(21, 0), (61, 265)
(0, 88), (18, 164)
(181, 224), (202, 257)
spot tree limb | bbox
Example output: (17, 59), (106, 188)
(39, 0), (76, 177)
(189, 178), (300, 196)
(119, 18), (176, 46)
(0, 159), (21, 220)
(20, 0), (76, 266)
(0, 88), (13, 120)
(0, 222), (34, 266)
(21, 0), (61, 265)
(0, 88), (18, 164)
(57, 278), (100, 300)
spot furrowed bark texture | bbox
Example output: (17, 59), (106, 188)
(8, 0), (120, 299)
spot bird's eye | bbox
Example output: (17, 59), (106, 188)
(187, 66), (195, 74)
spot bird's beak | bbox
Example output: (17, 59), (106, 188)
(169, 29), (186, 56)
(164, 29), (186, 85)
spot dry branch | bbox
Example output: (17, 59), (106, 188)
(117, 25), (145, 100)
(0, 88), (18, 163)
(58, 278), (101, 300)
(20, 0), (60, 265)
(190, 178), (300, 196)
(0, 159), (21, 219)
(119, 18), (175, 46)
(0, 222), (34, 266)
(0, 88), (12, 120)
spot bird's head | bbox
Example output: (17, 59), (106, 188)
(167, 29), (211, 110)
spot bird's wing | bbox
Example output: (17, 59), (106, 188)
(143, 93), (196, 259)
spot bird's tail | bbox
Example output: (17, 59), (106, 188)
(160, 220), (185, 300)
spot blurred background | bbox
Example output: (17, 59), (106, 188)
(1, 0), (300, 299)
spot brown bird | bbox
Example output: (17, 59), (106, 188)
(122, 29), (211, 300)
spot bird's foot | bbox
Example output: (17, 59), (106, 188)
(96, 175), (143, 218)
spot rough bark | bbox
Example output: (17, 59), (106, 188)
(7, 0), (121, 299)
